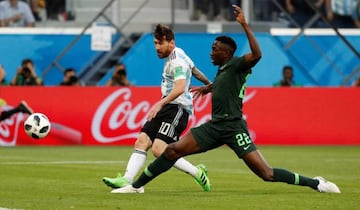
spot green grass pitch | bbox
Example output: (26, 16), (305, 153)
(0, 146), (359, 210)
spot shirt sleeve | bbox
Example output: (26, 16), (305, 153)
(173, 65), (186, 81)
(22, 3), (35, 24)
(187, 57), (194, 69)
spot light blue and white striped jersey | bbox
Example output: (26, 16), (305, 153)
(161, 47), (194, 115)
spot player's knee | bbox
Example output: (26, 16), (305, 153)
(259, 168), (274, 182)
(151, 146), (162, 157)
(164, 144), (181, 160)
(134, 133), (152, 150)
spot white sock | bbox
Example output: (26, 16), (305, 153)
(123, 149), (147, 182)
(173, 157), (198, 177)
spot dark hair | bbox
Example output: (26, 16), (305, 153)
(215, 36), (237, 54)
(153, 24), (174, 41)
(21, 58), (33, 67)
(282, 65), (293, 73)
(64, 68), (75, 76)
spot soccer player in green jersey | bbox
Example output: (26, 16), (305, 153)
(111, 5), (340, 194)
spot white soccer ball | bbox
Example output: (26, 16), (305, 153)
(24, 113), (51, 139)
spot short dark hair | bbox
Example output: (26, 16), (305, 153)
(21, 58), (33, 67)
(215, 36), (237, 54)
(282, 65), (293, 73)
(64, 68), (75, 76)
(153, 24), (174, 41)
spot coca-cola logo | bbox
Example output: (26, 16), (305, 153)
(92, 88), (213, 143)
(0, 106), (26, 146)
(92, 88), (149, 143)
(92, 88), (256, 143)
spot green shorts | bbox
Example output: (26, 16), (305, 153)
(191, 118), (257, 158)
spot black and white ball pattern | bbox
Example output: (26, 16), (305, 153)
(24, 113), (51, 139)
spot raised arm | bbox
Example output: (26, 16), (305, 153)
(232, 5), (262, 67)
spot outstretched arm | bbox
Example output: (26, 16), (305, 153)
(190, 67), (212, 99)
(191, 83), (213, 100)
(232, 5), (262, 67)
(190, 66), (212, 100)
(192, 66), (211, 85)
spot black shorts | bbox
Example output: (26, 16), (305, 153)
(191, 118), (257, 158)
(141, 104), (189, 144)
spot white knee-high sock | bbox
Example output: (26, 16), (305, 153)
(173, 157), (198, 177)
(123, 149), (147, 182)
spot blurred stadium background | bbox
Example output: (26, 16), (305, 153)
(0, 0), (359, 87)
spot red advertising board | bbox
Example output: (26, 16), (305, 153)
(243, 88), (360, 145)
(0, 87), (359, 146)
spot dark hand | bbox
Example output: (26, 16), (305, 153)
(232, 5), (246, 24)
(191, 84), (212, 100)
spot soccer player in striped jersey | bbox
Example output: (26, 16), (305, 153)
(103, 24), (212, 192)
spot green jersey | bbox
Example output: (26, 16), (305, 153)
(211, 56), (251, 122)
